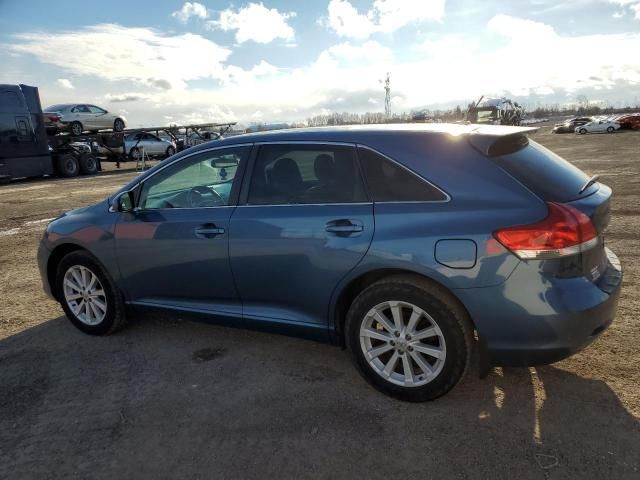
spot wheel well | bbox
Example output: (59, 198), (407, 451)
(333, 269), (475, 346)
(47, 244), (85, 301)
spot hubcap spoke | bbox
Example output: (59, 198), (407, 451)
(406, 309), (421, 333)
(413, 344), (444, 359)
(410, 351), (433, 376)
(383, 351), (399, 377)
(401, 353), (415, 383)
(412, 326), (438, 341)
(389, 302), (404, 331)
(362, 328), (392, 342)
(367, 343), (394, 360)
(372, 311), (395, 333)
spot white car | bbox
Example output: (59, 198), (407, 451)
(125, 132), (176, 159)
(575, 120), (620, 134)
(45, 103), (126, 136)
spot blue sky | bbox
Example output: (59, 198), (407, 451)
(1, 0), (639, 125)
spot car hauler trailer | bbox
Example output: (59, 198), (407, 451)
(0, 84), (103, 181)
(0, 84), (236, 181)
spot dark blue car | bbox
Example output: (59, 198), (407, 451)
(37, 124), (622, 401)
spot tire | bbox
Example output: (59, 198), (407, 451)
(114, 118), (125, 132)
(165, 146), (175, 157)
(607, 126), (614, 133)
(55, 154), (80, 177)
(345, 275), (473, 402)
(79, 153), (98, 175)
(129, 147), (140, 160)
(55, 251), (127, 335)
(70, 121), (83, 136)
(579, 128), (587, 135)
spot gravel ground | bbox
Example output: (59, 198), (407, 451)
(1, 129), (639, 479)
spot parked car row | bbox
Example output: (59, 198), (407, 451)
(552, 113), (640, 135)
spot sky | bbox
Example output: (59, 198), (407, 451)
(1, 0), (639, 126)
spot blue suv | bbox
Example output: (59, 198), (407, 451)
(38, 124), (622, 401)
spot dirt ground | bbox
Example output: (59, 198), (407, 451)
(1, 128), (639, 479)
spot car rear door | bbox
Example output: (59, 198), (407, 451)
(229, 142), (374, 334)
(114, 145), (251, 318)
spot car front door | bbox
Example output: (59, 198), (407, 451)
(114, 145), (251, 318)
(71, 104), (93, 129)
(87, 105), (110, 129)
(229, 143), (374, 335)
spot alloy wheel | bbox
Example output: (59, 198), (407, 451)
(359, 300), (446, 387)
(63, 265), (107, 325)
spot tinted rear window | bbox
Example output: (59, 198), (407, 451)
(492, 139), (594, 202)
(357, 147), (447, 202)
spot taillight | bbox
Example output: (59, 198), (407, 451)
(46, 113), (61, 122)
(494, 203), (598, 259)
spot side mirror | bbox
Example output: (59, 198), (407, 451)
(110, 190), (134, 212)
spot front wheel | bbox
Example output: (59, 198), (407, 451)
(129, 147), (141, 160)
(578, 128), (587, 135)
(346, 276), (473, 402)
(55, 251), (127, 335)
(607, 126), (614, 133)
(165, 146), (175, 157)
(114, 118), (125, 132)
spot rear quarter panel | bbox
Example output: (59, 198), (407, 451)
(329, 132), (549, 321)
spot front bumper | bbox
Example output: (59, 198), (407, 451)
(455, 248), (622, 366)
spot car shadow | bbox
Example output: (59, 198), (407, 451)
(1, 314), (638, 479)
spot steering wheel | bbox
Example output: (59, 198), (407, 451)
(187, 185), (225, 207)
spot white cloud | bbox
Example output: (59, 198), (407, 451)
(171, 2), (208, 23)
(607, 0), (640, 19)
(9, 17), (640, 124)
(208, 2), (296, 44)
(104, 92), (150, 102)
(325, 0), (446, 39)
(7, 24), (231, 90)
(56, 78), (74, 89)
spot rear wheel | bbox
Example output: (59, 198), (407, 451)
(70, 121), (83, 136)
(607, 126), (614, 133)
(114, 118), (125, 132)
(578, 128), (587, 135)
(55, 154), (79, 177)
(346, 276), (473, 402)
(79, 153), (98, 175)
(55, 251), (126, 335)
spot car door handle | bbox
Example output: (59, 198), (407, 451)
(195, 224), (225, 238)
(325, 220), (364, 236)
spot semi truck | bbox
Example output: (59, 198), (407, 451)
(0, 84), (103, 181)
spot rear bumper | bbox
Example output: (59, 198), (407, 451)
(455, 247), (622, 366)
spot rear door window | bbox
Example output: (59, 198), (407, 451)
(247, 144), (367, 205)
(492, 139), (593, 201)
(357, 147), (448, 202)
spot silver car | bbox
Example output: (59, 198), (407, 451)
(125, 133), (176, 159)
(45, 103), (126, 136)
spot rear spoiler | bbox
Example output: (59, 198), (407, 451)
(467, 125), (538, 157)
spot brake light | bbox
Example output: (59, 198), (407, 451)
(494, 203), (598, 259)
(46, 113), (61, 122)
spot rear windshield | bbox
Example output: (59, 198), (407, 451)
(492, 139), (595, 202)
